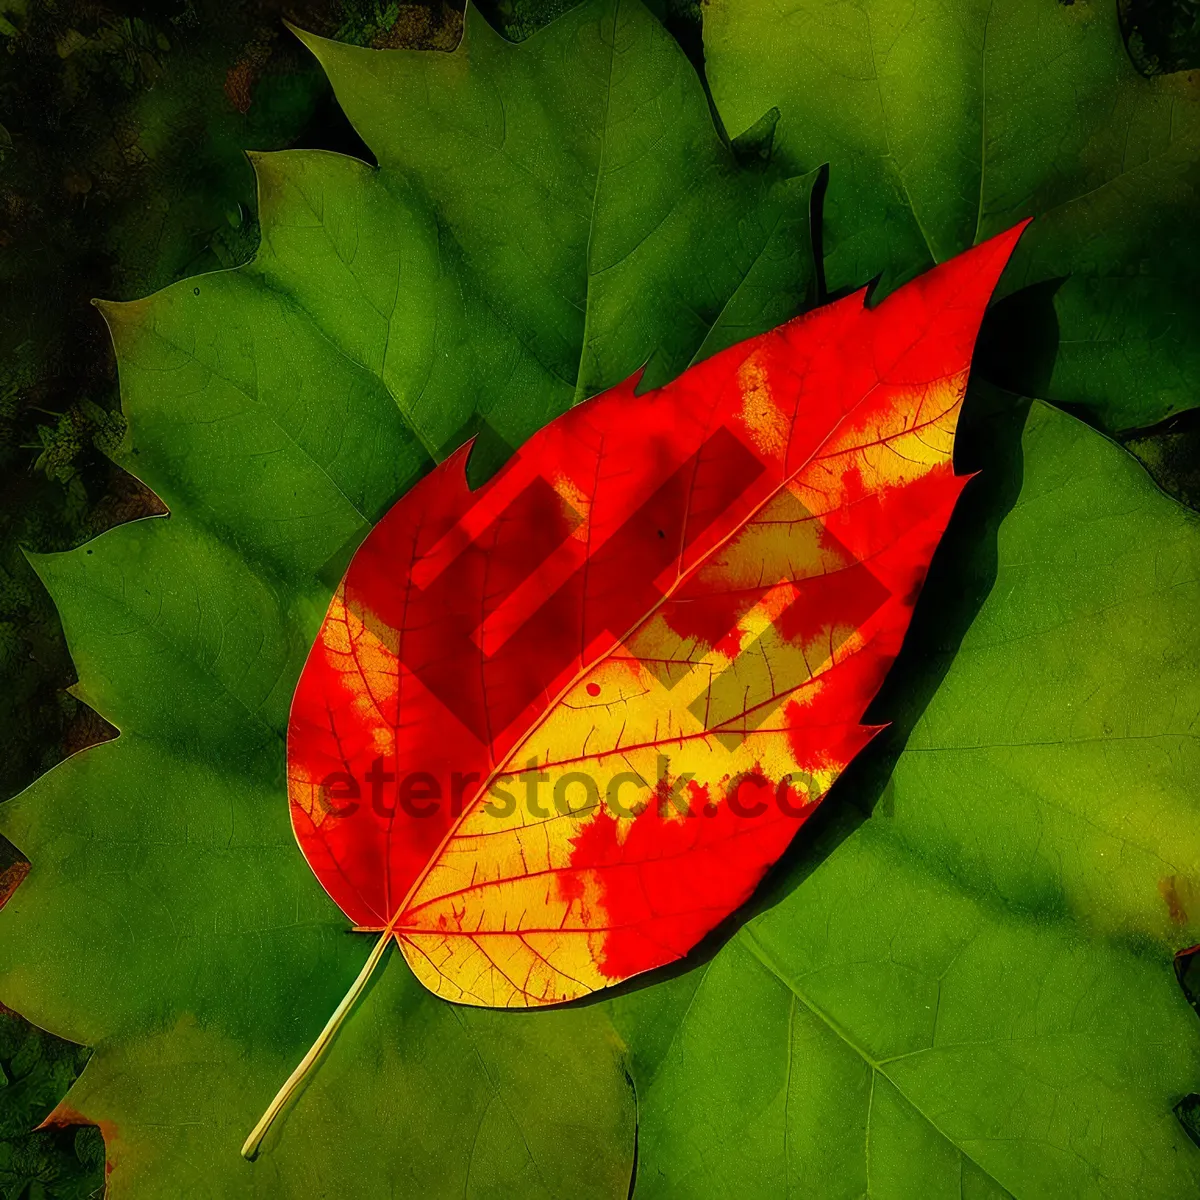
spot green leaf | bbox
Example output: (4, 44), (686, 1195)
(612, 397), (1200, 1197)
(293, 0), (817, 404)
(702, 0), (1200, 432)
(0, 1), (816, 1192)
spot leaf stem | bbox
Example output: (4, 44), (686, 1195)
(241, 913), (401, 1160)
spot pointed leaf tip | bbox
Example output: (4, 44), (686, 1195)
(285, 235), (1008, 1012)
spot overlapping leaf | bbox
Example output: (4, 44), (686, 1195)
(703, 0), (1200, 431)
(285, 0), (819, 457)
(289, 230), (1019, 1007)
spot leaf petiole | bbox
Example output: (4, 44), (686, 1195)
(241, 912), (402, 1161)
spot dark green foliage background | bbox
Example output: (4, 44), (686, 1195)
(0, 0), (1196, 1195)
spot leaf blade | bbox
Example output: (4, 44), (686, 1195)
(290, 226), (1027, 1006)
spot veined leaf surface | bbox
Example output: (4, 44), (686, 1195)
(289, 226), (1026, 1006)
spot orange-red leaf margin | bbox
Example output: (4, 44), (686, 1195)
(287, 223), (1028, 1006)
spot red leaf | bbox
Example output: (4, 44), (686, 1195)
(287, 225), (1027, 1007)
